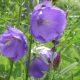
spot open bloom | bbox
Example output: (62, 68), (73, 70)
(29, 57), (48, 78)
(30, 1), (67, 42)
(0, 26), (28, 61)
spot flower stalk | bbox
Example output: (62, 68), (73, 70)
(26, 35), (33, 80)
(17, 0), (22, 28)
(7, 59), (14, 80)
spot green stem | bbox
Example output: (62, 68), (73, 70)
(7, 59), (14, 80)
(26, 35), (33, 80)
(17, 0), (22, 28)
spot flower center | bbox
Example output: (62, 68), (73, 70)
(37, 18), (51, 26)
(41, 5), (46, 7)
(37, 18), (43, 26)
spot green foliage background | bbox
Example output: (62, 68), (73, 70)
(0, 0), (80, 80)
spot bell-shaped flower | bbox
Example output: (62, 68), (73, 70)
(29, 57), (48, 78)
(0, 26), (28, 61)
(25, 46), (60, 78)
(30, 1), (67, 42)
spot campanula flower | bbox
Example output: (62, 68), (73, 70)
(0, 26), (28, 61)
(29, 57), (48, 78)
(30, 1), (67, 42)
(25, 46), (60, 78)
(35, 46), (52, 60)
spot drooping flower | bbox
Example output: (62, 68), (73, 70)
(0, 26), (28, 61)
(30, 1), (67, 42)
(25, 46), (61, 78)
(29, 57), (48, 78)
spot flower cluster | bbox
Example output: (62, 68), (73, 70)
(29, 0), (67, 78)
(25, 46), (60, 78)
(0, 0), (67, 79)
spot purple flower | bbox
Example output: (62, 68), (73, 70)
(30, 1), (67, 42)
(29, 57), (48, 78)
(32, 46), (60, 63)
(37, 47), (61, 66)
(26, 46), (60, 78)
(36, 46), (52, 60)
(0, 26), (28, 61)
